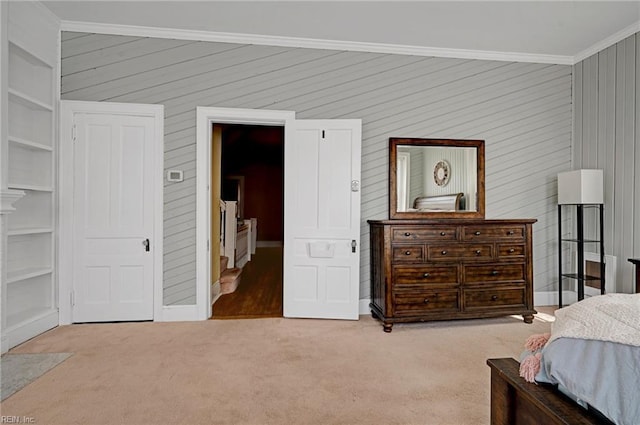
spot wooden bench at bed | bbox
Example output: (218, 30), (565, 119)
(487, 358), (614, 425)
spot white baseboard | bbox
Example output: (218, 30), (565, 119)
(359, 298), (371, 316)
(1, 334), (8, 354)
(4, 310), (58, 351)
(160, 305), (199, 322)
(534, 290), (578, 307)
(211, 280), (221, 304)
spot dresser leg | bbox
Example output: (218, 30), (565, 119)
(383, 323), (393, 333)
(522, 314), (534, 324)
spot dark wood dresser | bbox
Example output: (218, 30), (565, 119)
(368, 219), (537, 332)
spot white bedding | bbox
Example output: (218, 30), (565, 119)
(548, 293), (640, 346)
(536, 294), (640, 425)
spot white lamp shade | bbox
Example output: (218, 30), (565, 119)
(557, 169), (603, 204)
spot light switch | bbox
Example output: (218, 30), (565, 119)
(167, 170), (183, 182)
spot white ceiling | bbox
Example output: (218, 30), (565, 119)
(43, 1), (640, 63)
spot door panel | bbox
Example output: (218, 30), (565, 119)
(73, 113), (156, 322)
(284, 119), (362, 320)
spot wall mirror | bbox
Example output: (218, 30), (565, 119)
(390, 138), (485, 219)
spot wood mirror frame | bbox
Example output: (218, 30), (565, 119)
(389, 138), (485, 219)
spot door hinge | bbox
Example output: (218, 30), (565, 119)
(207, 240), (210, 251)
(70, 291), (75, 306)
(322, 130), (325, 139)
(72, 124), (77, 142)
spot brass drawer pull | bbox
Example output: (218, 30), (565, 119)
(423, 298), (430, 304)
(441, 250), (448, 255)
(404, 232), (411, 237)
(509, 248), (515, 253)
(475, 250), (481, 255)
(474, 231), (481, 236)
(423, 273), (430, 278)
(507, 230), (515, 235)
(405, 251), (412, 255)
(491, 270), (499, 276)
(491, 295), (498, 301)
(440, 232), (446, 236)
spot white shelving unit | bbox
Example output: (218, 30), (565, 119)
(1, 2), (59, 350)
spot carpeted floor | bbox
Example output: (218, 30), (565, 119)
(1, 311), (554, 425)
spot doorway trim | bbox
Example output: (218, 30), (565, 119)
(59, 100), (164, 325)
(195, 107), (295, 319)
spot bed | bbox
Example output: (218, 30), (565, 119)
(411, 192), (464, 211)
(488, 293), (640, 425)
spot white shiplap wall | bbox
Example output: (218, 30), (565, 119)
(573, 32), (640, 294)
(60, 32), (573, 305)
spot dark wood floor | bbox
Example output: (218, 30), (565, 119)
(212, 247), (283, 319)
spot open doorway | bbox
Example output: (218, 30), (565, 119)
(212, 123), (284, 319)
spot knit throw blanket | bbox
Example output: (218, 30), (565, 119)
(550, 294), (640, 347)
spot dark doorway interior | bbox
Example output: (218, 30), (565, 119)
(213, 124), (285, 319)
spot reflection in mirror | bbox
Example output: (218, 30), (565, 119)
(390, 138), (485, 219)
(396, 145), (477, 212)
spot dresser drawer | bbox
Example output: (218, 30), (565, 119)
(392, 245), (424, 262)
(394, 290), (459, 316)
(393, 265), (458, 287)
(427, 244), (493, 261)
(462, 225), (525, 241)
(464, 263), (525, 284)
(464, 287), (526, 309)
(392, 226), (457, 242)
(497, 243), (525, 259)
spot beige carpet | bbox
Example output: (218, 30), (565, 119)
(1, 311), (554, 425)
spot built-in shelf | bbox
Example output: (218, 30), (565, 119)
(8, 135), (53, 151)
(8, 40), (55, 70)
(6, 307), (58, 331)
(8, 227), (53, 236)
(7, 267), (53, 284)
(8, 88), (53, 111)
(3, 0), (59, 353)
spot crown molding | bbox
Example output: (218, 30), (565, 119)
(574, 20), (640, 64)
(60, 20), (574, 65)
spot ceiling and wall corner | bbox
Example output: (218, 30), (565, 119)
(43, 1), (640, 65)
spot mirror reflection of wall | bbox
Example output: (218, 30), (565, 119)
(397, 146), (477, 212)
(396, 152), (411, 212)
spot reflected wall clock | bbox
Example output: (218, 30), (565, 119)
(433, 160), (450, 186)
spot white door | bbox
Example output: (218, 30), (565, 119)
(283, 119), (362, 320)
(71, 111), (158, 322)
